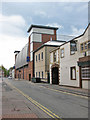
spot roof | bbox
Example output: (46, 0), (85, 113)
(27, 24), (58, 33)
(57, 35), (75, 41)
(50, 23), (90, 53)
(15, 44), (28, 69)
(50, 47), (60, 53)
(58, 23), (90, 48)
(14, 51), (20, 54)
(34, 40), (65, 53)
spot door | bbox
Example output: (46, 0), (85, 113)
(80, 66), (90, 88)
(29, 74), (31, 81)
(52, 67), (59, 84)
(47, 72), (50, 83)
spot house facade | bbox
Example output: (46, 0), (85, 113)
(15, 25), (58, 81)
(34, 41), (65, 83)
(50, 47), (60, 84)
(50, 24), (90, 89)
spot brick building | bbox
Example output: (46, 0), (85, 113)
(14, 25), (58, 81)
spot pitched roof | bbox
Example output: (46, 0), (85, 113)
(34, 40), (65, 53)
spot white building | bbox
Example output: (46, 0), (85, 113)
(50, 24), (90, 89)
(12, 69), (15, 78)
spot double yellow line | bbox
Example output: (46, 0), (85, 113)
(5, 81), (63, 120)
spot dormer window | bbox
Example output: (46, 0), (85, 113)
(70, 41), (77, 55)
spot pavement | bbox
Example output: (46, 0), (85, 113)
(1, 78), (89, 119)
(15, 78), (89, 97)
(34, 82), (89, 97)
(1, 79), (49, 119)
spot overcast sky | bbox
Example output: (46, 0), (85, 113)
(0, 1), (89, 69)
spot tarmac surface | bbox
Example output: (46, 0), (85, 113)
(1, 78), (90, 120)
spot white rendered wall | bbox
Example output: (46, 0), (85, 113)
(56, 50), (58, 62)
(50, 53), (53, 63)
(82, 81), (90, 89)
(60, 25), (89, 88)
(30, 33), (42, 43)
(50, 64), (52, 84)
(32, 28), (54, 35)
(30, 43), (33, 52)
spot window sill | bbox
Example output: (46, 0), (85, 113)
(70, 52), (75, 55)
(61, 56), (64, 58)
(71, 79), (76, 80)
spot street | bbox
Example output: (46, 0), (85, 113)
(1, 78), (89, 119)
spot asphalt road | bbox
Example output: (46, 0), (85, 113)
(3, 78), (89, 119)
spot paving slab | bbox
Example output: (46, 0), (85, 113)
(2, 81), (49, 119)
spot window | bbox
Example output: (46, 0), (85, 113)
(70, 41), (77, 55)
(42, 71), (43, 78)
(39, 72), (40, 78)
(70, 67), (76, 80)
(41, 52), (43, 60)
(38, 54), (40, 61)
(61, 48), (64, 58)
(53, 52), (56, 62)
(81, 44), (84, 51)
(88, 41), (90, 50)
(81, 67), (90, 80)
(84, 42), (87, 50)
(36, 55), (37, 61)
(36, 72), (37, 77)
(81, 42), (88, 52)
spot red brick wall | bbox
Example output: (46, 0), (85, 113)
(33, 42), (43, 51)
(42, 31), (56, 43)
(15, 29), (57, 80)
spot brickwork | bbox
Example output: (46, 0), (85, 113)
(15, 28), (57, 81)
(33, 42), (43, 51)
(42, 34), (56, 43)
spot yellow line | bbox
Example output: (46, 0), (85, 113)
(5, 81), (63, 120)
(24, 81), (88, 99)
(26, 81), (88, 99)
(39, 86), (88, 99)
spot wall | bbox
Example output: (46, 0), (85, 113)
(15, 26), (57, 81)
(50, 48), (60, 84)
(34, 46), (58, 82)
(34, 47), (45, 80)
(60, 25), (89, 88)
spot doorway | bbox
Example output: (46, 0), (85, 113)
(52, 67), (59, 84)
(29, 74), (31, 81)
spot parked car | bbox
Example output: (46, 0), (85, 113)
(8, 76), (12, 79)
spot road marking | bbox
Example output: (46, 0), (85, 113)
(38, 86), (88, 99)
(5, 81), (63, 120)
(26, 81), (88, 99)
